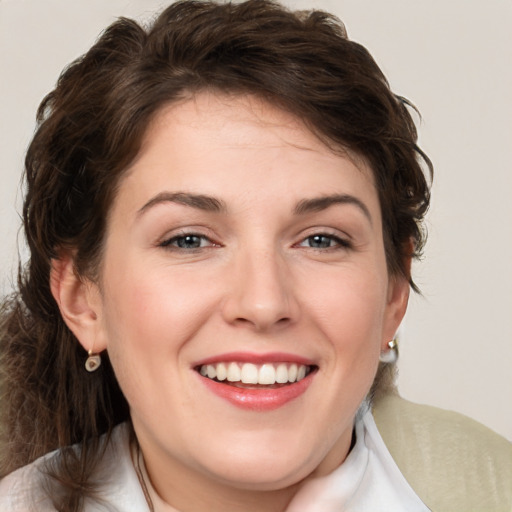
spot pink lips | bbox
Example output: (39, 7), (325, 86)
(194, 352), (316, 411)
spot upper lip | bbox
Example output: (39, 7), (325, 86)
(193, 351), (316, 367)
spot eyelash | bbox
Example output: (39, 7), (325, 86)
(159, 231), (351, 252)
(296, 233), (352, 251)
(159, 233), (216, 251)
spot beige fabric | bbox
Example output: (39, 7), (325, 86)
(373, 393), (512, 512)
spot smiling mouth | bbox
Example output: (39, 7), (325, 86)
(196, 362), (315, 387)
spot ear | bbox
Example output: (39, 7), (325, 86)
(381, 271), (410, 351)
(50, 253), (107, 354)
(380, 240), (414, 350)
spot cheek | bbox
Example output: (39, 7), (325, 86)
(306, 268), (388, 344)
(304, 267), (389, 403)
(100, 260), (217, 363)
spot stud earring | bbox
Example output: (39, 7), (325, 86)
(379, 339), (398, 364)
(85, 350), (101, 372)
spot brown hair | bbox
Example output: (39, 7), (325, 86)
(0, 0), (432, 508)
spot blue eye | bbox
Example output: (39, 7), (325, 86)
(161, 234), (212, 250)
(299, 234), (349, 249)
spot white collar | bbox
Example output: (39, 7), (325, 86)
(285, 404), (431, 512)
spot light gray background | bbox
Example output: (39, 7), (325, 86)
(1, 0), (511, 441)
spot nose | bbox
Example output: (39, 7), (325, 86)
(221, 247), (299, 332)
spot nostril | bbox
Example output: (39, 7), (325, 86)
(232, 315), (292, 330)
(220, 277), (299, 330)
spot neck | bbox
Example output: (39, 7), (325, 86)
(133, 431), (352, 512)
(136, 447), (300, 512)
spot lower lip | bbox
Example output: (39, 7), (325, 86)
(198, 372), (315, 411)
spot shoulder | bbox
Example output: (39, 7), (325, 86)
(0, 449), (55, 511)
(373, 392), (512, 512)
(0, 422), (148, 512)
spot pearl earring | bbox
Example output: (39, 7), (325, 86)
(379, 339), (398, 364)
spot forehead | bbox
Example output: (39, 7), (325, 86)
(131, 92), (372, 175)
(117, 92), (379, 216)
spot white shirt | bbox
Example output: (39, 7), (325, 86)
(285, 405), (431, 511)
(0, 406), (430, 511)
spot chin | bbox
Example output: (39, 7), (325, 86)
(191, 437), (326, 491)
(206, 460), (309, 492)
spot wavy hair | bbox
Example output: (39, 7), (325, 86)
(0, 1), (432, 509)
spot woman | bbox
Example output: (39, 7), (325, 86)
(0, 1), (510, 511)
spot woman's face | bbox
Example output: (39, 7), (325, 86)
(87, 93), (408, 496)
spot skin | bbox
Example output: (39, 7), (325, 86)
(52, 93), (409, 512)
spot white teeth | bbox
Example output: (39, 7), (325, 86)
(199, 362), (311, 385)
(275, 363), (288, 384)
(227, 362), (241, 382)
(240, 363), (259, 384)
(258, 364), (276, 385)
(288, 363), (298, 382)
(216, 362), (227, 381)
(206, 365), (217, 379)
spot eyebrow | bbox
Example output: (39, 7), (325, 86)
(137, 191), (372, 224)
(137, 192), (227, 216)
(294, 194), (373, 224)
